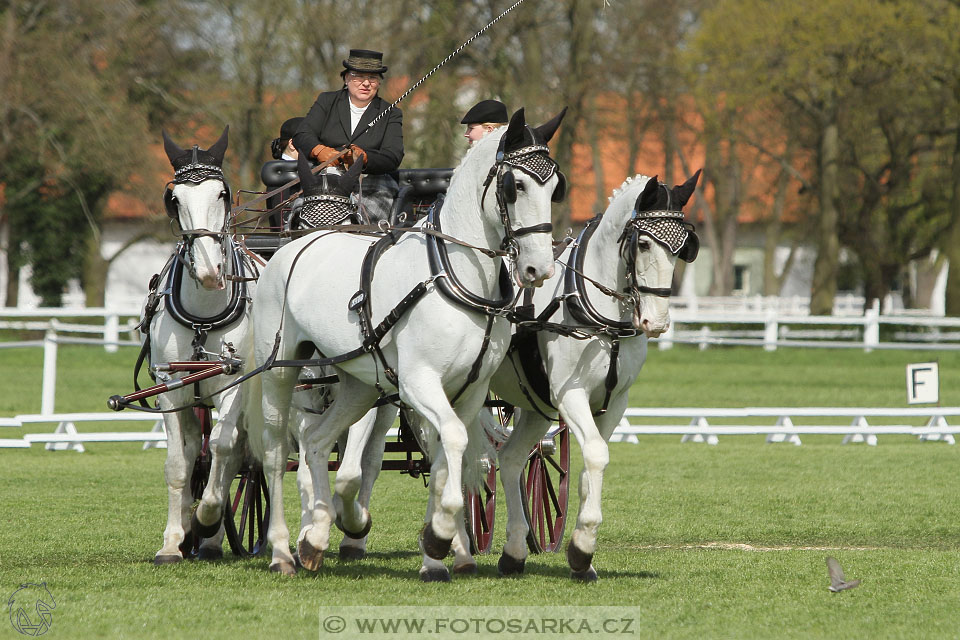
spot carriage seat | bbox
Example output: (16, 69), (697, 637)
(390, 168), (454, 225)
(260, 160), (298, 188)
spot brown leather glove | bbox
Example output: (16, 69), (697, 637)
(310, 144), (340, 164)
(347, 144), (367, 168)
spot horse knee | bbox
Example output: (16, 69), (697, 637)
(334, 468), (362, 498)
(581, 439), (609, 472)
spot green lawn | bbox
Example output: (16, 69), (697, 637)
(1, 345), (958, 638)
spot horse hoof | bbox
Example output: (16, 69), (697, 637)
(497, 553), (526, 576)
(197, 546), (223, 561)
(453, 562), (478, 575)
(419, 567), (452, 583)
(335, 514), (372, 540)
(338, 546), (367, 562)
(566, 541), (594, 574)
(270, 561), (297, 576)
(154, 554), (182, 565)
(571, 567), (599, 582)
(178, 531), (197, 557)
(190, 511), (222, 539)
(298, 539), (325, 572)
(420, 522), (452, 561)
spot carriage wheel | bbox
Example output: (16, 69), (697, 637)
(464, 400), (513, 555)
(522, 420), (570, 553)
(224, 460), (270, 557)
(464, 461), (497, 555)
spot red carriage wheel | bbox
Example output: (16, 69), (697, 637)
(522, 420), (570, 553)
(464, 460), (497, 554)
(464, 400), (512, 555)
(224, 461), (270, 557)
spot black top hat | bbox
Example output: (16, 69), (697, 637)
(460, 100), (508, 125)
(342, 49), (388, 75)
(280, 117), (304, 141)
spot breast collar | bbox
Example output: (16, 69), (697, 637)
(163, 239), (249, 332)
(562, 215), (638, 336)
(425, 204), (516, 314)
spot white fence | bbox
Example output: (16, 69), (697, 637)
(2, 306), (959, 451)
(3, 407), (957, 450)
(616, 407), (960, 446)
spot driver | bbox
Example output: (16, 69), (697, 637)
(293, 48), (403, 223)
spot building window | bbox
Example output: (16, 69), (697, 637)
(734, 264), (750, 294)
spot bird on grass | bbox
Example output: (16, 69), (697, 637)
(826, 556), (861, 592)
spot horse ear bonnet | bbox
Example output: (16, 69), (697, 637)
(552, 171), (567, 203)
(678, 230), (699, 263)
(163, 187), (178, 218)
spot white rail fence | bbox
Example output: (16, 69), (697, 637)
(1, 306), (958, 450)
(615, 407), (960, 446)
(3, 407), (958, 450)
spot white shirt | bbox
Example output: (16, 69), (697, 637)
(349, 101), (369, 135)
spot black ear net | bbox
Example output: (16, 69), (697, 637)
(678, 229), (699, 263)
(163, 186), (178, 219)
(552, 171), (567, 203)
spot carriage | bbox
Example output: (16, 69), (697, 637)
(111, 115), (699, 580)
(111, 154), (571, 561)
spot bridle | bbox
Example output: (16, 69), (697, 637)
(616, 183), (699, 299)
(480, 130), (566, 256)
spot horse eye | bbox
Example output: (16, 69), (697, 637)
(515, 181), (525, 192)
(637, 239), (652, 251)
(219, 190), (227, 200)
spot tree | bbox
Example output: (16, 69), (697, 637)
(690, 0), (959, 313)
(1, 1), (164, 306)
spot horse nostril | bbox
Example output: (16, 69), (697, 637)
(525, 265), (539, 281)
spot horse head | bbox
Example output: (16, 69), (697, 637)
(289, 154), (362, 228)
(472, 107), (568, 288)
(161, 126), (231, 290)
(614, 170), (701, 337)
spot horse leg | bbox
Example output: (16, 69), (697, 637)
(155, 403), (200, 564)
(407, 381), (488, 580)
(297, 376), (379, 572)
(200, 426), (246, 560)
(556, 388), (609, 582)
(193, 385), (243, 558)
(338, 404), (397, 561)
(447, 410), (498, 576)
(497, 408), (552, 575)
(450, 505), (478, 575)
(419, 451), (452, 582)
(333, 407), (379, 539)
(260, 368), (297, 575)
(293, 444), (314, 568)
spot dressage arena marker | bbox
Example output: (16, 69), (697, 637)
(618, 407), (960, 446)
(3, 409), (958, 450)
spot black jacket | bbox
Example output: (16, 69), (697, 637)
(293, 88), (403, 175)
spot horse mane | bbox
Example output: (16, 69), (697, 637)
(609, 174), (654, 203)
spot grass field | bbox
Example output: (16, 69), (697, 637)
(1, 344), (959, 638)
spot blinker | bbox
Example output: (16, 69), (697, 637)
(501, 170), (517, 204)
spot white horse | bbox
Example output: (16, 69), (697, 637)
(147, 127), (254, 563)
(245, 108), (566, 579)
(489, 170), (701, 580)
